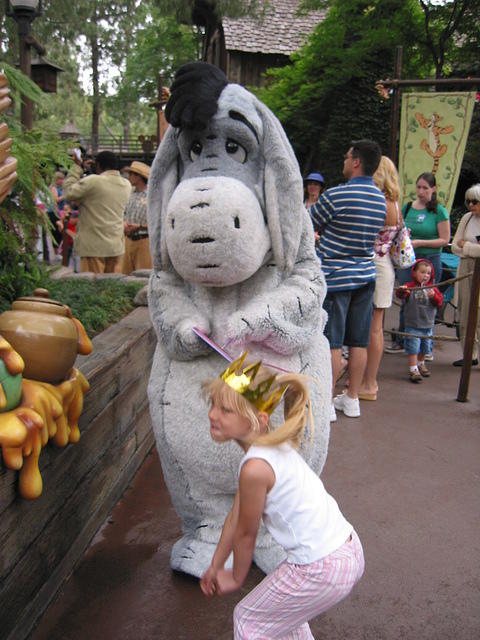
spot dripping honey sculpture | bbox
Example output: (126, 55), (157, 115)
(0, 290), (92, 499)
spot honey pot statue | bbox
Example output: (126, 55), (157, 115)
(0, 289), (92, 499)
(0, 288), (92, 383)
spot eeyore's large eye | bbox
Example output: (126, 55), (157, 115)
(225, 139), (247, 164)
(189, 141), (202, 161)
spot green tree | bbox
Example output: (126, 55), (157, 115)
(259, 0), (427, 184)
(107, 4), (201, 140)
(417, 0), (480, 78)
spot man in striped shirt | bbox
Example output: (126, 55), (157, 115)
(310, 140), (386, 420)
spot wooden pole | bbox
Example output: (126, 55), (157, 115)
(457, 258), (480, 402)
(388, 46), (403, 165)
(379, 77), (480, 88)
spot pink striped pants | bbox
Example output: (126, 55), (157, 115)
(234, 530), (364, 639)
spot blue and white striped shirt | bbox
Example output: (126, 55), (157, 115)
(310, 177), (386, 291)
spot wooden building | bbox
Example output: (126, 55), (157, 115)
(193, 0), (325, 87)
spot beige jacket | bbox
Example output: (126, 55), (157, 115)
(64, 165), (131, 257)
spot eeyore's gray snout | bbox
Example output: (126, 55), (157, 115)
(164, 176), (271, 287)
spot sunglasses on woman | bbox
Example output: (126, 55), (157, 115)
(466, 199), (479, 206)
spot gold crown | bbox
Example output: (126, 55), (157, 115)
(220, 352), (288, 415)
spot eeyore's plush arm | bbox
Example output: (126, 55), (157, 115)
(226, 210), (327, 355)
(148, 271), (211, 361)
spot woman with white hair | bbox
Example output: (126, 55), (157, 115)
(451, 183), (480, 367)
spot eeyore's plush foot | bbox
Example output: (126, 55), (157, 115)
(170, 535), (232, 578)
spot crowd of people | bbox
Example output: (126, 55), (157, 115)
(43, 151), (153, 276)
(41, 140), (479, 405)
(306, 140), (479, 418)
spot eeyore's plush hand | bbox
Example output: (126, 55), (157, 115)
(149, 270), (211, 360)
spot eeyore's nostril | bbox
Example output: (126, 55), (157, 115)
(191, 202), (210, 210)
(191, 237), (215, 244)
(171, 218), (175, 229)
(234, 216), (240, 229)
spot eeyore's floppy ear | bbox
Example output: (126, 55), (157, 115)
(148, 63), (229, 271)
(215, 83), (305, 272)
(252, 95), (304, 273)
(147, 125), (179, 271)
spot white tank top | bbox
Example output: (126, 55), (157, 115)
(240, 443), (353, 564)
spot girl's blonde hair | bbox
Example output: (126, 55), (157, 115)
(373, 155), (400, 201)
(202, 369), (315, 448)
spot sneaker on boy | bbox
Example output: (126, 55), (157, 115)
(409, 369), (423, 383)
(333, 392), (361, 418)
(418, 361), (430, 377)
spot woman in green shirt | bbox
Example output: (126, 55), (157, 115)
(386, 172), (450, 354)
(400, 172), (450, 284)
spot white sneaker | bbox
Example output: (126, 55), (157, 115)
(330, 403), (337, 422)
(333, 392), (361, 418)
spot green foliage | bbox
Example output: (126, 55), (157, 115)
(36, 277), (146, 337)
(257, 0), (480, 185)
(0, 63), (73, 312)
(0, 220), (46, 314)
(2, 63), (45, 105)
(258, 0), (427, 184)
(110, 7), (201, 120)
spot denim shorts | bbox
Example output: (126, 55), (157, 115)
(404, 326), (433, 356)
(323, 281), (375, 349)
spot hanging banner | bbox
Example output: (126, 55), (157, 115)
(398, 92), (475, 211)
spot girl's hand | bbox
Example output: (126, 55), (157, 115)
(457, 239), (465, 248)
(200, 565), (218, 597)
(215, 569), (241, 595)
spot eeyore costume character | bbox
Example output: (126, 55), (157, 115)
(147, 62), (332, 578)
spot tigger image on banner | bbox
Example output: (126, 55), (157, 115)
(398, 92), (475, 210)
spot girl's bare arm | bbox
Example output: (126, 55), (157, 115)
(216, 458), (274, 594)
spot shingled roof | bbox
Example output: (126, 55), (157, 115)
(222, 0), (326, 55)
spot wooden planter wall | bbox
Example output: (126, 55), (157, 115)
(0, 307), (156, 640)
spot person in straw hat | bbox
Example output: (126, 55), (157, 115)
(122, 160), (152, 274)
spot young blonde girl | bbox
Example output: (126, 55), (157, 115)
(200, 354), (364, 639)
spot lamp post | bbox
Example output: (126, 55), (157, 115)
(5, 0), (43, 129)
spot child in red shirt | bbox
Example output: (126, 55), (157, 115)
(396, 259), (443, 383)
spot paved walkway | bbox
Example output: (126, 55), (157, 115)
(29, 310), (479, 640)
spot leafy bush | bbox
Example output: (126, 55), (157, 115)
(34, 277), (146, 337)
(0, 63), (73, 313)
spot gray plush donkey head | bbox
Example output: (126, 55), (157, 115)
(147, 62), (304, 286)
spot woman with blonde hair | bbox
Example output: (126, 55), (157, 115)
(359, 156), (402, 400)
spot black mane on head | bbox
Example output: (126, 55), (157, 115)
(165, 62), (228, 130)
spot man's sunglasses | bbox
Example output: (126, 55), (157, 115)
(466, 199), (479, 206)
